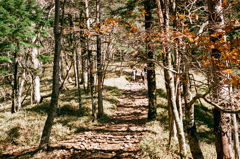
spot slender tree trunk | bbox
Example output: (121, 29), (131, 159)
(60, 49), (64, 79)
(156, 0), (177, 144)
(69, 13), (82, 116)
(63, 46), (73, 83)
(60, 0), (66, 81)
(33, 75), (41, 103)
(80, 28), (86, 86)
(18, 69), (26, 111)
(172, 0), (182, 123)
(232, 113), (240, 159)
(79, 11), (85, 86)
(182, 59), (204, 159)
(163, 50), (187, 158)
(73, 50), (78, 87)
(144, 0), (157, 120)
(11, 50), (18, 114)
(39, 0), (61, 149)
(90, 50), (97, 119)
(32, 38), (41, 104)
(164, 0), (187, 157)
(85, 0), (96, 118)
(68, 24), (78, 87)
(96, 0), (103, 118)
(31, 74), (34, 106)
(84, 0), (90, 94)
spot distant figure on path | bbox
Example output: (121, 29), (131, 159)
(132, 68), (137, 82)
(144, 66), (147, 73)
(141, 69), (146, 84)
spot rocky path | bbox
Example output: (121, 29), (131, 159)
(38, 82), (148, 159)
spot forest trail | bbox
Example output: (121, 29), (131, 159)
(41, 81), (148, 158)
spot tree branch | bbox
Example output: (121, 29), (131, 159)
(203, 97), (240, 113)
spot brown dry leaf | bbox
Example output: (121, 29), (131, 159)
(141, 8), (147, 14)
(227, 69), (233, 74)
(189, 37), (194, 42)
(170, 15), (176, 20)
(178, 14), (185, 20)
(203, 55), (208, 61)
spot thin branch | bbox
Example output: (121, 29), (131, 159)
(188, 87), (211, 107)
(203, 97), (240, 114)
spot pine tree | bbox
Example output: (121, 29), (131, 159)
(0, 0), (44, 113)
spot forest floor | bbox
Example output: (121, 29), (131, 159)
(0, 66), (217, 158)
(4, 81), (149, 159)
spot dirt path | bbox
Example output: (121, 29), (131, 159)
(39, 82), (148, 158)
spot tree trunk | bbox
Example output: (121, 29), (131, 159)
(163, 0), (187, 157)
(69, 13), (82, 116)
(11, 50), (18, 114)
(63, 46), (73, 83)
(39, 0), (61, 149)
(172, 0), (182, 123)
(85, 0), (97, 119)
(96, 0), (103, 118)
(156, 0), (177, 144)
(90, 50), (97, 119)
(214, 109), (233, 159)
(208, 0), (234, 158)
(18, 69), (26, 111)
(85, 0), (90, 94)
(232, 113), (240, 159)
(32, 39), (41, 104)
(73, 49), (78, 87)
(144, 0), (157, 120)
(68, 17), (78, 88)
(60, 0), (66, 81)
(182, 60), (204, 159)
